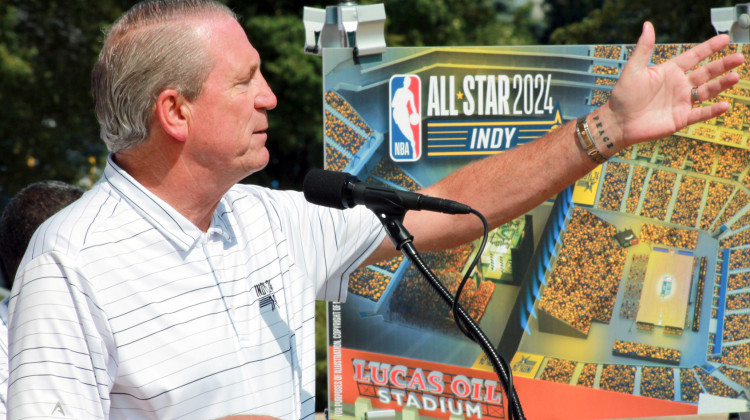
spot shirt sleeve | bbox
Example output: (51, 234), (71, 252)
(0, 301), (8, 418)
(7, 251), (115, 419)
(260, 189), (386, 302)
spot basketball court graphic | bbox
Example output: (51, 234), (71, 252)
(636, 248), (693, 330)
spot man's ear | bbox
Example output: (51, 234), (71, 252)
(154, 89), (190, 142)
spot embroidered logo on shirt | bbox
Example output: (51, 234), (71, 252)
(52, 400), (66, 416)
(254, 280), (278, 311)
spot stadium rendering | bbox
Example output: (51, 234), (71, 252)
(324, 42), (750, 416)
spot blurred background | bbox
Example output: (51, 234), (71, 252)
(0, 0), (737, 412)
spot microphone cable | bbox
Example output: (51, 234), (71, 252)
(302, 168), (525, 418)
(401, 209), (525, 420)
(452, 208), (488, 341)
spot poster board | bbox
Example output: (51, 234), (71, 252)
(324, 43), (750, 419)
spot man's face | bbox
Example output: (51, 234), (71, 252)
(186, 15), (277, 181)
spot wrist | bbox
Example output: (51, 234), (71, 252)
(576, 115), (607, 164)
(587, 105), (626, 159)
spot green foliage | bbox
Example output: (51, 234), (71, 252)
(1, 0), (736, 414)
(0, 0), (736, 199)
(233, 11), (324, 189)
(545, 1), (737, 44)
(237, 0), (536, 189)
(0, 0), (537, 198)
(376, 0), (536, 47)
(0, 0), (132, 203)
(383, 0), (498, 46)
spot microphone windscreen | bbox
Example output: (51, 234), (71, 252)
(303, 169), (351, 210)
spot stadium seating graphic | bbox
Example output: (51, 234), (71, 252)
(324, 42), (750, 407)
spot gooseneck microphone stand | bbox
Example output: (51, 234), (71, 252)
(373, 207), (526, 420)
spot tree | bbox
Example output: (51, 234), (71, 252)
(381, 0), (536, 47)
(0, 0), (539, 201)
(0, 1), (130, 205)
(7, 0), (735, 415)
(543, 1), (738, 45)
(234, 0), (538, 190)
(233, 10), (326, 189)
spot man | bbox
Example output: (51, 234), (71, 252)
(6, 0), (744, 419)
(0, 180), (84, 416)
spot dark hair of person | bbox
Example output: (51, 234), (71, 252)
(0, 181), (84, 289)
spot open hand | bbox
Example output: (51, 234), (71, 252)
(605, 21), (744, 147)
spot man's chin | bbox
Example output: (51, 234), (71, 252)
(243, 156), (270, 178)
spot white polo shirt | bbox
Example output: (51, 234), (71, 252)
(7, 157), (384, 419)
(0, 297), (8, 417)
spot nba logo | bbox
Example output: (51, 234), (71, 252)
(389, 75), (421, 162)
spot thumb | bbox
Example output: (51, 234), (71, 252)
(626, 21), (655, 73)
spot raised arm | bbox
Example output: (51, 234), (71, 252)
(363, 22), (744, 265)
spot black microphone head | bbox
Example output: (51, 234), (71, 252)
(303, 169), (356, 210)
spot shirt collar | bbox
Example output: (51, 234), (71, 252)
(101, 155), (227, 251)
(0, 296), (8, 326)
(208, 200), (233, 241)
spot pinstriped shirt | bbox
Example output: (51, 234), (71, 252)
(7, 157), (385, 419)
(0, 298), (7, 417)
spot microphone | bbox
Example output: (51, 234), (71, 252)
(303, 169), (472, 215)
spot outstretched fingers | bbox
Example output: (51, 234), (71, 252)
(691, 71), (741, 107)
(670, 33), (732, 72)
(686, 102), (730, 127)
(687, 52), (745, 87)
(673, 34), (743, 126)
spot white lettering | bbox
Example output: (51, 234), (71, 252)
(485, 75), (497, 115)
(498, 75), (510, 114)
(406, 392), (421, 408)
(469, 127), (516, 150)
(439, 76), (449, 116)
(484, 379), (503, 404)
(378, 387), (391, 403)
(504, 127), (516, 149)
(490, 128), (503, 149)
(466, 401), (483, 418)
(331, 304), (343, 416)
(457, 73), (552, 116)
(475, 75), (486, 115)
(463, 75), (475, 116)
(391, 389), (406, 405)
(394, 142), (409, 156)
(448, 76), (459, 116)
(427, 75), (440, 116)
(422, 394), (438, 410)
